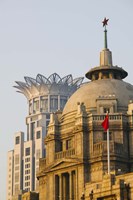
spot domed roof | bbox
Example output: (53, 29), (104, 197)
(63, 79), (133, 115)
(63, 20), (133, 116)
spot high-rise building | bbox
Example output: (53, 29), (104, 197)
(37, 21), (133, 199)
(6, 73), (83, 200)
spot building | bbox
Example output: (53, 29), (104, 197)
(6, 73), (83, 200)
(37, 22), (133, 199)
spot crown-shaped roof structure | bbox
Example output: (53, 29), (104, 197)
(14, 73), (84, 100)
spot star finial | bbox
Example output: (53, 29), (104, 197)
(102, 17), (109, 28)
(102, 18), (109, 49)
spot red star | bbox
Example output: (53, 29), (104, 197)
(102, 17), (109, 27)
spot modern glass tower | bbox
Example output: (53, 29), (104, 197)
(6, 73), (83, 200)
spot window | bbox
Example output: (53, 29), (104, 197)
(46, 114), (50, 119)
(25, 169), (30, 174)
(15, 184), (19, 193)
(25, 164), (30, 168)
(29, 101), (32, 114)
(25, 188), (29, 192)
(60, 97), (67, 110)
(50, 95), (58, 112)
(25, 182), (30, 187)
(25, 175), (30, 181)
(27, 124), (29, 141)
(46, 120), (50, 133)
(66, 139), (72, 150)
(59, 141), (62, 151)
(15, 154), (19, 165)
(33, 99), (39, 112)
(103, 132), (112, 141)
(103, 108), (110, 113)
(36, 131), (41, 139)
(31, 122), (35, 140)
(41, 97), (48, 112)
(25, 158), (30, 162)
(25, 147), (30, 156)
(15, 172), (19, 182)
(15, 136), (20, 145)
(46, 120), (50, 127)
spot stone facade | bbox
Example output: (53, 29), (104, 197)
(38, 104), (133, 199)
(37, 26), (133, 199)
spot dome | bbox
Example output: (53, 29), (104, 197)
(63, 79), (133, 116)
(63, 22), (133, 117)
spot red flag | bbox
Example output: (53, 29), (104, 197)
(102, 115), (109, 131)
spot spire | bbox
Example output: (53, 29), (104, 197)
(100, 18), (112, 66)
(102, 17), (109, 49)
(104, 29), (108, 49)
(85, 18), (128, 81)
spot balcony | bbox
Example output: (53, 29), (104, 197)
(93, 141), (128, 157)
(90, 113), (127, 122)
(88, 113), (128, 130)
(39, 149), (75, 172)
(55, 148), (75, 160)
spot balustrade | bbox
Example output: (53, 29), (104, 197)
(90, 113), (127, 122)
(55, 148), (75, 159)
(93, 141), (127, 157)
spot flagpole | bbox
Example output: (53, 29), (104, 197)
(102, 112), (110, 174)
(107, 128), (110, 174)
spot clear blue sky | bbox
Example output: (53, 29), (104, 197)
(0, 0), (133, 199)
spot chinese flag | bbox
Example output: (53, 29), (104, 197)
(102, 115), (109, 131)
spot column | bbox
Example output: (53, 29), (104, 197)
(29, 122), (31, 141)
(55, 175), (59, 200)
(62, 173), (69, 200)
(66, 173), (69, 200)
(32, 99), (34, 113)
(39, 96), (41, 112)
(58, 95), (60, 110)
(69, 172), (72, 200)
(48, 94), (50, 112)
(59, 174), (62, 200)
(75, 170), (78, 200)
(72, 171), (76, 200)
(62, 174), (65, 199)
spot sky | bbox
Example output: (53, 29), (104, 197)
(0, 0), (133, 199)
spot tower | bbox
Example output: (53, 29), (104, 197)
(6, 73), (83, 200)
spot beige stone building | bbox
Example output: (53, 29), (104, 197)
(37, 25), (133, 199)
